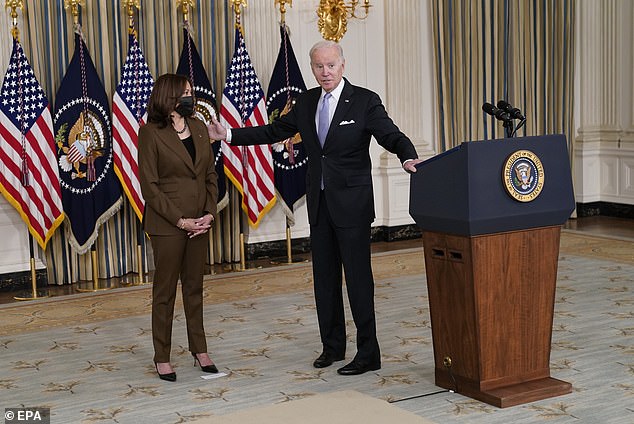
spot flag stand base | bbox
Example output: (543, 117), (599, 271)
(269, 228), (309, 265)
(123, 273), (151, 286)
(225, 262), (263, 272)
(14, 258), (50, 300)
(269, 256), (309, 265)
(76, 280), (114, 292)
(14, 289), (50, 301)
(76, 249), (113, 292)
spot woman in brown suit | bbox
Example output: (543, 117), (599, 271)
(139, 74), (219, 382)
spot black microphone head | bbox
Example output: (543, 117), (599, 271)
(482, 102), (497, 115)
(497, 100), (525, 120)
(496, 100), (512, 110)
(483, 102), (511, 121)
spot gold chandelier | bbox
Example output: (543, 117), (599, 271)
(317, 0), (371, 42)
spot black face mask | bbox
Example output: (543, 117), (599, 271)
(175, 96), (195, 117)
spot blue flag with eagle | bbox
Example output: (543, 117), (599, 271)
(53, 33), (122, 254)
(266, 25), (307, 226)
(176, 28), (227, 212)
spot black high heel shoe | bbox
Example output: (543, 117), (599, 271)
(154, 362), (176, 382)
(191, 353), (219, 373)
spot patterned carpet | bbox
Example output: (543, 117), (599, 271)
(1, 231), (633, 423)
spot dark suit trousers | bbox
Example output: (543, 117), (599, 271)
(150, 232), (209, 363)
(310, 191), (381, 365)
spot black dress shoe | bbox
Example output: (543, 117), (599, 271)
(192, 353), (219, 373)
(313, 352), (345, 368)
(337, 360), (381, 375)
(154, 363), (176, 382)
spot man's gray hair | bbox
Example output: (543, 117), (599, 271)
(309, 40), (345, 62)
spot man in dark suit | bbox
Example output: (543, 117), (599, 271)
(208, 41), (422, 375)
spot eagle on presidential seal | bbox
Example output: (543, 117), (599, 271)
(269, 97), (303, 160)
(56, 109), (107, 181)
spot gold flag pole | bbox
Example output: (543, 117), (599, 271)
(268, 0), (308, 266)
(277, 0), (293, 265)
(231, 0), (248, 22)
(64, 0), (84, 26)
(230, 0), (249, 272)
(275, 0), (291, 24)
(175, 0), (216, 276)
(76, 240), (112, 293)
(6, 0), (21, 40)
(8, 0), (51, 301)
(63, 0), (110, 293)
(177, 0), (195, 23)
(124, 0), (140, 35)
(121, 0), (149, 286)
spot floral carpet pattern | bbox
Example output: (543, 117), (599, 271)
(0, 231), (633, 423)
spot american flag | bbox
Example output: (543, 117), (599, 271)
(0, 39), (64, 249)
(112, 34), (153, 221)
(221, 27), (276, 228)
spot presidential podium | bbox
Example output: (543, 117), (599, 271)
(409, 134), (574, 408)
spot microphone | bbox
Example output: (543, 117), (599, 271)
(496, 100), (525, 120)
(482, 102), (511, 122)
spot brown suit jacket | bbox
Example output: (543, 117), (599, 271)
(138, 117), (218, 235)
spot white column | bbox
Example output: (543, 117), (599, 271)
(576, 0), (621, 142)
(376, 0), (437, 227)
(616, 0), (634, 202)
(574, 0), (634, 205)
(621, 0), (634, 144)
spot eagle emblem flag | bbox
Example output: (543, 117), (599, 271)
(54, 33), (122, 254)
(176, 29), (228, 211)
(266, 25), (308, 226)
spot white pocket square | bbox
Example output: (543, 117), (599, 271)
(339, 120), (355, 126)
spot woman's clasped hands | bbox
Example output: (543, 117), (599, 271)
(178, 214), (214, 238)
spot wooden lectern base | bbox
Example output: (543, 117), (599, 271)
(423, 226), (572, 408)
(436, 370), (572, 408)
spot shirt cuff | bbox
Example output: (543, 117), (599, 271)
(226, 128), (232, 142)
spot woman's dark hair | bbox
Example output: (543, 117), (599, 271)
(147, 73), (192, 128)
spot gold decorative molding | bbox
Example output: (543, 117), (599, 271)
(316, 0), (371, 42)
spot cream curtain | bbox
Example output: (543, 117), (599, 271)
(431, 0), (576, 152)
(5, 0), (239, 284)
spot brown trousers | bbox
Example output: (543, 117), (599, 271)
(150, 232), (209, 363)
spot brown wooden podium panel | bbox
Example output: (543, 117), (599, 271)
(423, 226), (572, 408)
